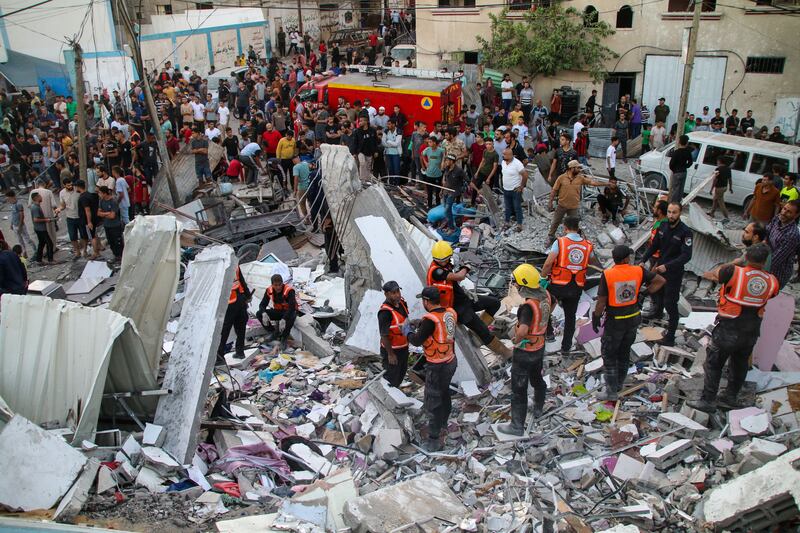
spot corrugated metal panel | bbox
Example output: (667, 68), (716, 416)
(685, 232), (740, 275)
(0, 295), (156, 443)
(642, 55), (727, 128)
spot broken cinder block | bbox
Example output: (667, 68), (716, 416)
(647, 439), (693, 470)
(657, 412), (709, 438)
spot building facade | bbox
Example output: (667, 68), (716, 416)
(416, 0), (800, 137)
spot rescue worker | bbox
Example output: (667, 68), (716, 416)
(217, 266), (251, 362)
(497, 264), (552, 436)
(703, 221), (770, 282)
(427, 241), (511, 358)
(593, 245), (665, 400)
(641, 202), (693, 346)
(540, 215), (592, 353)
(688, 243), (779, 412)
(378, 280), (410, 387)
(407, 287), (458, 452)
(256, 274), (299, 350)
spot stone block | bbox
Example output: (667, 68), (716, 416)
(343, 472), (467, 533)
(658, 411), (709, 438)
(648, 439), (693, 470)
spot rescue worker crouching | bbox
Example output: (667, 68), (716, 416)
(427, 240), (511, 359)
(497, 264), (552, 437)
(541, 215), (593, 353)
(593, 245), (665, 401)
(256, 274), (300, 350)
(377, 280), (411, 388)
(688, 243), (779, 413)
(406, 286), (458, 452)
(217, 266), (252, 362)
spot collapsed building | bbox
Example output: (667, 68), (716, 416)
(0, 143), (799, 533)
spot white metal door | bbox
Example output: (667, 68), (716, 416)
(642, 55), (727, 128)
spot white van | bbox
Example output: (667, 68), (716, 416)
(637, 131), (800, 206)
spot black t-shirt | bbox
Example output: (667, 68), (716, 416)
(139, 141), (159, 166)
(709, 116), (724, 129)
(27, 142), (42, 164)
(104, 139), (120, 166)
(324, 124), (340, 144)
(598, 266), (656, 317)
(602, 186), (626, 207)
(555, 147), (578, 175)
(78, 191), (98, 225)
(430, 264), (469, 306)
(223, 136), (239, 158)
(740, 117), (755, 131)
(669, 147), (694, 173)
(444, 165), (466, 192)
(714, 165), (731, 188)
(119, 141), (132, 167)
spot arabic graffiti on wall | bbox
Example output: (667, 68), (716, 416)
(772, 97), (800, 139)
(211, 29), (238, 69)
(240, 26), (268, 59)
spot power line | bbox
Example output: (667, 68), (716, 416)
(0, 0), (54, 19)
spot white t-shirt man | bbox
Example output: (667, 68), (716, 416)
(512, 124), (528, 143)
(191, 101), (205, 122)
(218, 104), (230, 127)
(573, 121), (584, 142)
(205, 126), (221, 140)
(501, 80), (514, 101)
(606, 143), (617, 171)
(501, 157), (526, 191)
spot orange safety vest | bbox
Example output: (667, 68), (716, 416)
(518, 293), (552, 352)
(228, 267), (245, 304)
(551, 236), (593, 287)
(718, 265), (778, 319)
(427, 262), (455, 309)
(380, 298), (409, 349)
(604, 264), (644, 308)
(422, 308), (457, 364)
(267, 284), (299, 311)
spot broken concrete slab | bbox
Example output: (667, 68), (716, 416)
(700, 448), (800, 531)
(291, 314), (335, 359)
(752, 293), (795, 371)
(648, 439), (693, 470)
(343, 472), (467, 533)
(740, 411), (771, 435)
(739, 438), (787, 462)
(96, 465), (117, 494)
(216, 513), (280, 533)
(154, 245), (237, 464)
(135, 466), (168, 493)
(728, 407), (768, 438)
(658, 412), (709, 438)
(612, 453), (646, 481)
(281, 468), (357, 531)
(53, 458), (101, 522)
(0, 415), (87, 511)
(142, 423), (166, 447)
(141, 446), (181, 475)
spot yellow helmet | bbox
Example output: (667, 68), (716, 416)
(431, 241), (453, 261)
(513, 264), (541, 289)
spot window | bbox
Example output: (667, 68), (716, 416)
(702, 145), (750, 171)
(749, 153), (789, 175)
(156, 3), (173, 15)
(509, 0), (530, 10)
(196, 2), (214, 9)
(583, 6), (599, 26)
(438, 0), (477, 7)
(753, 0), (772, 5)
(464, 51), (479, 64)
(667, 0), (716, 12)
(616, 5), (633, 27)
(746, 57), (785, 74)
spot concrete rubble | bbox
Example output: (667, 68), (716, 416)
(1, 145), (799, 533)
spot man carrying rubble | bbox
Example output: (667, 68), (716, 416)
(689, 243), (779, 413)
(406, 286), (458, 452)
(427, 241), (511, 359)
(497, 264), (552, 436)
(217, 266), (252, 362)
(641, 202), (693, 346)
(593, 245), (665, 400)
(378, 281), (410, 387)
(540, 215), (592, 353)
(256, 274), (299, 350)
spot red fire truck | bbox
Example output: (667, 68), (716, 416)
(291, 67), (462, 135)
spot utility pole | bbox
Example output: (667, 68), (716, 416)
(676, 0), (702, 137)
(296, 0), (304, 36)
(115, 0), (180, 207)
(72, 41), (88, 184)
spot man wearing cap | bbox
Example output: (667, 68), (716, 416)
(406, 287), (458, 451)
(428, 241), (511, 358)
(541, 215), (593, 354)
(497, 264), (552, 436)
(593, 245), (665, 400)
(378, 281), (410, 387)
(641, 202), (693, 346)
(547, 160), (605, 244)
(688, 243), (779, 412)
(256, 273), (299, 350)
(653, 97), (670, 125)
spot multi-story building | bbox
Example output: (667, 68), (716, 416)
(416, 0), (799, 136)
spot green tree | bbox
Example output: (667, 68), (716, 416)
(477, 6), (618, 83)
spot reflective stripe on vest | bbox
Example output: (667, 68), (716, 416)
(422, 308), (457, 364)
(551, 236), (593, 287)
(380, 298), (409, 349)
(604, 264), (644, 307)
(427, 262), (455, 309)
(718, 265), (778, 319)
(267, 284), (299, 311)
(519, 294), (552, 352)
(228, 267), (244, 304)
